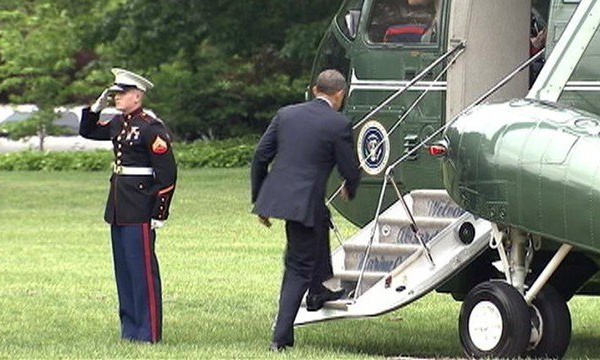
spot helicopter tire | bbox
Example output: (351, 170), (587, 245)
(527, 284), (571, 359)
(458, 280), (531, 359)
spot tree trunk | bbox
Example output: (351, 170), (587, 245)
(38, 124), (46, 151)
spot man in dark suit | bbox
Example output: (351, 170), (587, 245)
(251, 69), (360, 352)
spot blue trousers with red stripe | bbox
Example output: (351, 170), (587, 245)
(110, 224), (162, 343)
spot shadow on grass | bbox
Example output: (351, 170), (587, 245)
(301, 320), (600, 359)
(297, 317), (464, 359)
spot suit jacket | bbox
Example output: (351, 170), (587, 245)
(251, 98), (360, 227)
(80, 107), (177, 225)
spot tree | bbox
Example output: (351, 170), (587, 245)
(197, 0), (341, 58)
(0, 110), (72, 150)
(150, 51), (306, 141)
(0, 0), (345, 142)
(98, 0), (207, 70)
(0, 2), (80, 149)
(97, 0), (342, 72)
(91, 0), (342, 140)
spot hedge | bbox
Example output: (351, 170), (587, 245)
(0, 137), (258, 171)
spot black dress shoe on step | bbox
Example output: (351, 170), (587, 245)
(269, 342), (289, 352)
(306, 288), (345, 311)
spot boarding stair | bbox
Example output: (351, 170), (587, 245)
(293, 43), (494, 325)
(295, 189), (493, 325)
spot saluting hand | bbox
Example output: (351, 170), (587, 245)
(91, 88), (111, 113)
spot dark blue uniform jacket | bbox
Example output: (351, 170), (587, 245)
(80, 107), (177, 225)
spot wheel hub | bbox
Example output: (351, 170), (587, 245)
(468, 301), (503, 351)
(529, 305), (543, 348)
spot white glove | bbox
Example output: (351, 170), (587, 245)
(151, 219), (165, 230)
(90, 89), (110, 113)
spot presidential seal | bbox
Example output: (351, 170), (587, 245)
(357, 120), (390, 175)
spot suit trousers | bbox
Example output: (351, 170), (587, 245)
(272, 218), (333, 346)
(110, 224), (162, 343)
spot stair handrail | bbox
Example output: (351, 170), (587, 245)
(327, 43), (466, 207)
(352, 49), (545, 299)
(385, 49), (545, 175)
(328, 44), (467, 294)
(328, 43), (466, 249)
(352, 42), (466, 131)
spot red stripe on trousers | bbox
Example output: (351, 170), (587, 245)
(142, 224), (158, 342)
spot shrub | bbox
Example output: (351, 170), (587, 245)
(0, 151), (113, 171)
(0, 137), (258, 171)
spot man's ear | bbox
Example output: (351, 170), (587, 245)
(312, 86), (319, 97)
(334, 89), (346, 110)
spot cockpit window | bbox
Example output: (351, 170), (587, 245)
(367, 0), (438, 44)
(336, 0), (365, 39)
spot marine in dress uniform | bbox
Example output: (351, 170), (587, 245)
(79, 68), (177, 343)
(250, 69), (360, 352)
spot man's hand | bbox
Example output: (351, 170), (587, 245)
(531, 28), (547, 50)
(151, 219), (165, 230)
(258, 215), (272, 228)
(340, 186), (351, 201)
(90, 89), (111, 113)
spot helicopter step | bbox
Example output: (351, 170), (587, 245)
(409, 189), (467, 219)
(342, 190), (464, 294)
(295, 190), (493, 325)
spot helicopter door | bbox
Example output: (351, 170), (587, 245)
(446, 0), (530, 121)
(345, 0), (447, 200)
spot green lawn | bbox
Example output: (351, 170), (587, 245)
(1, 169), (600, 359)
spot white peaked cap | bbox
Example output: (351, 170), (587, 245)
(108, 68), (154, 92)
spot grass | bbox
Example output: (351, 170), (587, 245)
(1, 169), (600, 359)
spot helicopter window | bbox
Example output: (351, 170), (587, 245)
(312, 31), (351, 82)
(367, 0), (438, 44)
(530, 1), (549, 86)
(336, 0), (365, 39)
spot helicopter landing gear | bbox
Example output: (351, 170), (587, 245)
(459, 281), (531, 358)
(527, 284), (571, 359)
(458, 227), (573, 359)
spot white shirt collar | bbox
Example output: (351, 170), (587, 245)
(315, 96), (333, 108)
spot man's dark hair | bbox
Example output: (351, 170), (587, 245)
(314, 69), (346, 95)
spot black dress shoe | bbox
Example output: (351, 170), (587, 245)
(306, 288), (345, 311)
(269, 342), (288, 352)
